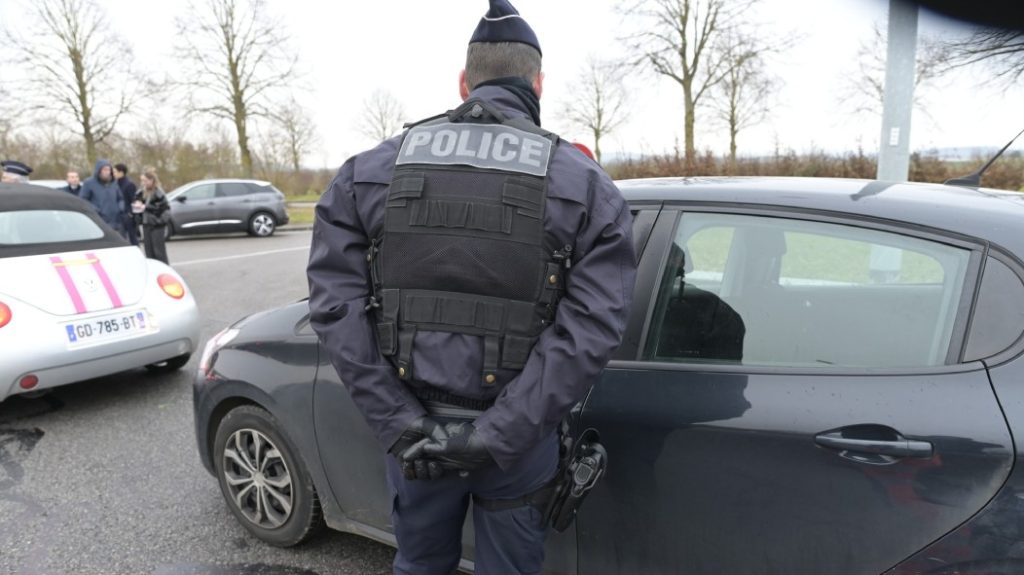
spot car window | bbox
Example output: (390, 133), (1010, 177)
(218, 182), (252, 198)
(184, 184), (216, 200)
(0, 210), (105, 245)
(963, 257), (1024, 361)
(645, 212), (971, 369)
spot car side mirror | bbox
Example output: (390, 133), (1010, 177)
(175, 196), (187, 204)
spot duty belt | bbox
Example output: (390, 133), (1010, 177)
(411, 385), (496, 412)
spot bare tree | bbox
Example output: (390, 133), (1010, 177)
(710, 32), (777, 164)
(357, 89), (406, 143)
(273, 100), (319, 173)
(561, 57), (630, 164)
(174, 0), (299, 177)
(841, 23), (946, 118)
(942, 29), (1024, 89)
(3, 0), (142, 165)
(621, 0), (756, 164)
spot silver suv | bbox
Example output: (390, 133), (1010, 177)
(165, 179), (290, 238)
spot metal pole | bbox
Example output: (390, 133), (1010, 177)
(876, 0), (919, 181)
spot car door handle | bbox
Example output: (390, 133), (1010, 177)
(815, 430), (933, 458)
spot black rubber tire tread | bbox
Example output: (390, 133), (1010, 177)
(213, 404), (324, 547)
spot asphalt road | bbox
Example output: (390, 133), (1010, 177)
(0, 230), (396, 575)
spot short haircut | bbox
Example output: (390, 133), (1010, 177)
(2, 173), (28, 183)
(464, 42), (542, 91)
(114, 163), (128, 174)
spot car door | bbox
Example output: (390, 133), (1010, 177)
(216, 182), (254, 230)
(576, 206), (1013, 575)
(171, 183), (219, 233)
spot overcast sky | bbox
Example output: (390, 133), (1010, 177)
(2, 0), (1021, 168)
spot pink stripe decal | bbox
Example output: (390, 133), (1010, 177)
(86, 252), (123, 308)
(50, 256), (87, 314)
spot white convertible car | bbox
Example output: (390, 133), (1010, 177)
(0, 183), (201, 401)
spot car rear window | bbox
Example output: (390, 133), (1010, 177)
(0, 210), (105, 245)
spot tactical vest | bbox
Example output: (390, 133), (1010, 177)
(368, 99), (571, 387)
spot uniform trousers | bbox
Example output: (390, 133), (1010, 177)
(384, 431), (558, 575)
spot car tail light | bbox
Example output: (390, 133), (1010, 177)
(158, 274), (186, 299)
(199, 327), (240, 376)
(0, 302), (10, 328)
(20, 375), (38, 390)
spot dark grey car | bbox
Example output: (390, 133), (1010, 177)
(193, 177), (1024, 574)
(166, 179), (289, 238)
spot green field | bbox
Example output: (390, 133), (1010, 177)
(686, 226), (948, 285)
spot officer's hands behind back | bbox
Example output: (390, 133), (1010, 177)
(403, 422), (495, 473)
(390, 416), (451, 480)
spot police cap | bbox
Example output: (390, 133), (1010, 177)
(469, 0), (541, 56)
(1, 160), (33, 177)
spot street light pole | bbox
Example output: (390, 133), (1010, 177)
(876, 0), (919, 181)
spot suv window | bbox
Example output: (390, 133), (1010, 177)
(184, 184), (216, 200)
(645, 212), (971, 369)
(218, 182), (252, 198)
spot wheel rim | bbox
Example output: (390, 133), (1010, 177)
(222, 428), (294, 529)
(252, 214), (274, 236)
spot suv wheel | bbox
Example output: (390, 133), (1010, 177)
(249, 212), (276, 237)
(213, 405), (323, 546)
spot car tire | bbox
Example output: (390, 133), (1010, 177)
(145, 353), (191, 373)
(248, 212), (276, 237)
(213, 405), (324, 547)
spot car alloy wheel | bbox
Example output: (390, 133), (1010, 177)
(249, 212), (276, 237)
(213, 405), (323, 546)
(223, 427), (294, 529)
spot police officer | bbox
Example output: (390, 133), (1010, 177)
(1, 160), (32, 183)
(307, 2), (636, 573)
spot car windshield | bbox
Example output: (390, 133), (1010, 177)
(0, 209), (105, 246)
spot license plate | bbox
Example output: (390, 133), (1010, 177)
(63, 310), (153, 347)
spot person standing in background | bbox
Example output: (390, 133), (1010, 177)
(139, 169), (171, 264)
(61, 170), (83, 196)
(1, 160), (32, 183)
(80, 160), (125, 235)
(114, 163), (140, 245)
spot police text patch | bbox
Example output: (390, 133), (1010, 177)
(396, 122), (552, 176)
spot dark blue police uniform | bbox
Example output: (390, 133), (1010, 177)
(307, 2), (636, 573)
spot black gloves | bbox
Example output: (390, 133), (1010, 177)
(388, 416), (449, 480)
(404, 422), (495, 472)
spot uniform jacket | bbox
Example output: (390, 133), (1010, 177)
(80, 160), (125, 232)
(307, 85), (636, 470)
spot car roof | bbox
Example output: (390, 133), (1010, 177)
(0, 182), (128, 258)
(618, 177), (1024, 252)
(28, 179), (68, 189)
(0, 182), (94, 211)
(179, 178), (273, 186)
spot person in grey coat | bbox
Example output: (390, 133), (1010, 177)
(307, 1), (636, 573)
(80, 159), (125, 235)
